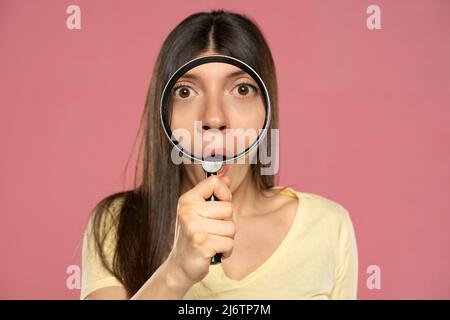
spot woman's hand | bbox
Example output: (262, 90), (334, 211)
(166, 175), (235, 287)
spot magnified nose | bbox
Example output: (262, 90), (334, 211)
(201, 93), (228, 134)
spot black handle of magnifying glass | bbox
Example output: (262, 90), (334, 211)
(206, 171), (222, 265)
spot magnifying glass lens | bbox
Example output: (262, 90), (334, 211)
(167, 62), (266, 162)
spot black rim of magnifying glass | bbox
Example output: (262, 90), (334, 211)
(159, 54), (271, 164)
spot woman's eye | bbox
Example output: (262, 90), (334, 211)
(233, 83), (257, 97)
(173, 86), (196, 99)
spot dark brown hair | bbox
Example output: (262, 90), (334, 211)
(88, 9), (281, 297)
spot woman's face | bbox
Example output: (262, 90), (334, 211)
(169, 54), (266, 192)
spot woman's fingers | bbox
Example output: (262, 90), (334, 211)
(180, 175), (232, 203)
(195, 201), (233, 220)
(193, 233), (234, 260)
(190, 218), (236, 239)
(170, 173), (235, 285)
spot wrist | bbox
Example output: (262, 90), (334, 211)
(163, 254), (194, 292)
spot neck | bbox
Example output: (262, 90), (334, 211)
(230, 170), (264, 220)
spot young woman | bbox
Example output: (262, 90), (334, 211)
(80, 9), (358, 300)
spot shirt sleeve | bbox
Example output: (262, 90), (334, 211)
(80, 199), (125, 300)
(329, 210), (359, 300)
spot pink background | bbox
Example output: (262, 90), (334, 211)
(1, 0), (449, 299)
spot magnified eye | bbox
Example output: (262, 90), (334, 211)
(233, 82), (258, 97)
(173, 85), (197, 99)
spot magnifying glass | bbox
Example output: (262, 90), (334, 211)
(160, 55), (271, 264)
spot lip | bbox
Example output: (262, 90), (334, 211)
(217, 165), (229, 177)
(203, 147), (233, 160)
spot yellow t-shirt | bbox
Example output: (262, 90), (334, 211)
(80, 198), (124, 300)
(80, 187), (358, 300)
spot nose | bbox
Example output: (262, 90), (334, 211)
(201, 93), (227, 133)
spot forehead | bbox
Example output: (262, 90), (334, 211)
(178, 62), (252, 82)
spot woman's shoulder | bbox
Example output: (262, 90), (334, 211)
(82, 192), (131, 258)
(279, 188), (357, 255)
(85, 191), (130, 237)
(275, 186), (352, 226)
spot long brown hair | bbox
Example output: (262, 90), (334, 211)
(89, 9), (281, 297)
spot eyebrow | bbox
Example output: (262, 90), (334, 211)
(178, 70), (249, 81)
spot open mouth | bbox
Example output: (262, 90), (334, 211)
(203, 148), (227, 161)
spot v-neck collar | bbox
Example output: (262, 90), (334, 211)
(204, 187), (305, 290)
